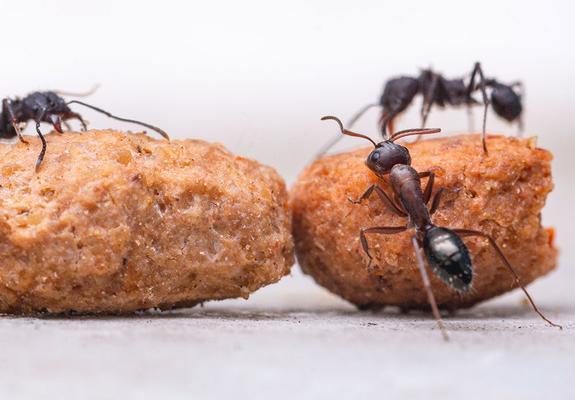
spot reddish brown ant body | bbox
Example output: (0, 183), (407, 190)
(321, 116), (561, 340)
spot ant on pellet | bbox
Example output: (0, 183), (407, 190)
(321, 116), (561, 340)
(318, 62), (523, 157)
(0, 88), (169, 171)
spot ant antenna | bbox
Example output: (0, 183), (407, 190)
(67, 100), (170, 140)
(315, 104), (380, 159)
(321, 116), (377, 147)
(53, 84), (101, 97)
(390, 128), (441, 142)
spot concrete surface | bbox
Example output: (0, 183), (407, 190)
(0, 271), (573, 400)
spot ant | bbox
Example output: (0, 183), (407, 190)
(321, 116), (561, 340)
(1, 90), (169, 171)
(318, 62), (523, 157)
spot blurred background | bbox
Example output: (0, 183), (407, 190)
(1, 0), (574, 398)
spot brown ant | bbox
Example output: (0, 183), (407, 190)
(321, 116), (561, 340)
(318, 62), (523, 157)
(1, 91), (169, 171)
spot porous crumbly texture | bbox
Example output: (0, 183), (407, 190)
(292, 134), (556, 310)
(0, 130), (294, 314)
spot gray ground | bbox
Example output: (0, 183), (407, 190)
(0, 271), (573, 400)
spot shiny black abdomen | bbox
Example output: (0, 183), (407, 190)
(490, 84), (522, 121)
(423, 226), (473, 292)
(380, 77), (420, 114)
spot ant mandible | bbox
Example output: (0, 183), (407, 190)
(318, 62), (523, 157)
(0, 90), (169, 171)
(321, 116), (560, 340)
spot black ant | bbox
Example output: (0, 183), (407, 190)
(321, 116), (561, 340)
(318, 62), (523, 157)
(1, 90), (169, 171)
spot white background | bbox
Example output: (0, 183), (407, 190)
(1, 1), (574, 399)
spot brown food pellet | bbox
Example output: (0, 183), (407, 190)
(291, 134), (556, 310)
(0, 130), (294, 314)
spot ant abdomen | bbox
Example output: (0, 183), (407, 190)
(379, 77), (419, 113)
(423, 226), (473, 292)
(490, 84), (522, 122)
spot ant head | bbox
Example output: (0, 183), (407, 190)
(44, 92), (73, 114)
(320, 116), (441, 177)
(366, 141), (411, 177)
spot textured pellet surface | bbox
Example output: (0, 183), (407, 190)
(0, 131), (294, 314)
(292, 134), (556, 309)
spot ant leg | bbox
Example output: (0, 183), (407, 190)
(379, 112), (387, 138)
(65, 112), (88, 131)
(314, 134), (344, 160)
(468, 62), (489, 155)
(411, 236), (449, 341)
(2, 99), (28, 144)
(348, 103), (379, 129)
(359, 225), (408, 269)
(380, 111), (396, 140)
(418, 170), (435, 204)
(453, 228), (562, 329)
(511, 81), (525, 137)
(420, 74), (439, 131)
(33, 108), (48, 171)
(349, 184), (407, 217)
(429, 188), (444, 215)
(466, 104), (475, 133)
(419, 168), (445, 206)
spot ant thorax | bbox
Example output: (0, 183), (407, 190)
(389, 164), (432, 230)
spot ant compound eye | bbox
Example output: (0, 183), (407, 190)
(370, 151), (381, 162)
